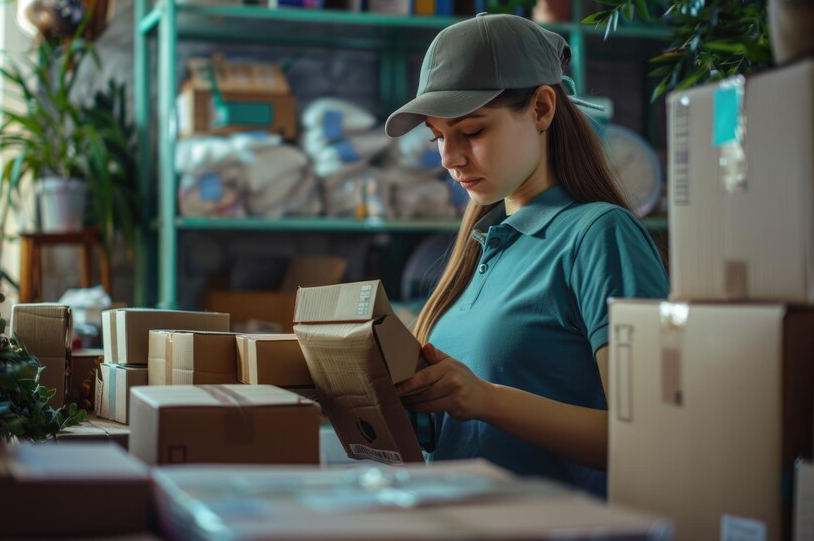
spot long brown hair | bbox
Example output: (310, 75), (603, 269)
(413, 83), (631, 344)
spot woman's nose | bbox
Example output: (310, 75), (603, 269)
(439, 138), (466, 171)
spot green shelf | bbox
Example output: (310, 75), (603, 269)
(176, 216), (462, 233)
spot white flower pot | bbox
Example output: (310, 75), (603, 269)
(37, 177), (87, 233)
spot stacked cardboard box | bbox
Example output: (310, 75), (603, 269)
(97, 308), (229, 423)
(608, 59), (814, 540)
(148, 330), (240, 385)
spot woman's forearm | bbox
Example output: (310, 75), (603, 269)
(479, 383), (608, 471)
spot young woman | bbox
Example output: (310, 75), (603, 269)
(385, 13), (669, 496)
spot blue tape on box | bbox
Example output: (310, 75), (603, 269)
(713, 85), (742, 147)
(334, 140), (361, 163)
(323, 110), (344, 141)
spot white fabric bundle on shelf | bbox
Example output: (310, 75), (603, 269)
(312, 129), (392, 178)
(178, 165), (247, 218)
(378, 168), (457, 219)
(301, 97), (377, 138)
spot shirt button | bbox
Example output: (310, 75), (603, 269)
(478, 263), (488, 273)
(488, 238), (500, 248)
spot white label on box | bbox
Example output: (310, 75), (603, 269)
(795, 460), (814, 541)
(721, 514), (767, 541)
(671, 95), (691, 206)
(349, 444), (403, 465)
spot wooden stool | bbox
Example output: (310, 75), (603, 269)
(19, 227), (111, 303)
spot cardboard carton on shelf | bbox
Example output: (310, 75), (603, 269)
(203, 254), (347, 334)
(129, 384), (320, 465)
(95, 363), (148, 424)
(152, 459), (672, 540)
(293, 280), (426, 465)
(148, 329), (240, 386)
(0, 442), (151, 538)
(608, 299), (814, 540)
(102, 308), (230, 365)
(10, 303), (72, 409)
(667, 59), (814, 303)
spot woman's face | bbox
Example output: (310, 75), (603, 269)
(426, 104), (547, 210)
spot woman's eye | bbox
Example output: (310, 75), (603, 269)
(429, 135), (443, 143)
(463, 128), (484, 138)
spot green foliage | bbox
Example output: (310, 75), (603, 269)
(0, 20), (140, 255)
(583, 0), (772, 101)
(0, 293), (85, 442)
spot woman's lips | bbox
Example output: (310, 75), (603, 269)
(459, 178), (483, 189)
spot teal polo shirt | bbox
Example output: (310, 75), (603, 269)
(427, 183), (669, 497)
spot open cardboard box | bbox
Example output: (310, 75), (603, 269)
(293, 280), (425, 465)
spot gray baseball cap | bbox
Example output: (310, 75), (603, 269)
(385, 13), (601, 138)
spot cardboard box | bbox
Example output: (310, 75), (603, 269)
(95, 363), (149, 424)
(55, 413), (130, 449)
(148, 330), (240, 385)
(293, 280), (425, 465)
(102, 308), (230, 365)
(129, 384), (320, 465)
(67, 348), (104, 411)
(10, 303), (72, 408)
(608, 300), (814, 540)
(0, 442), (150, 537)
(203, 290), (297, 333)
(667, 59), (814, 302)
(236, 333), (313, 388)
(151, 459), (672, 540)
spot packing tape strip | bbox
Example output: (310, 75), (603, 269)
(199, 385), (255, 445)
(713, 75), (748, 193)
(165, 332), (173, 385)
(659, 302), (688, 407)
(108, 364), (118, 420)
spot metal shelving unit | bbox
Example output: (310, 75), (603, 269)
(134, 0), (670, 308)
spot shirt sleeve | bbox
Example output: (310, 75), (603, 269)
(570, 208), (669, 353)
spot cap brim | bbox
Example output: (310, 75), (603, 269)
(385, 89), (502, 138)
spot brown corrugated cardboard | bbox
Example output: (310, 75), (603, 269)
(238, 333), (313, 387)
(55, 414), (130, 449)
(10, 303), (72, 408)
(667, 59), (814, 302)
(148, 330), (239, 386)
(0, 442), (150, 537)
(67, 348), (103, 410)
(95, 363), (148, 424)
(204, 291), (297, 333)
(104, 308), (230, 365)
(293, 280), (425, 465)
(608, 300), (814, 540)
(129, 384), (320, 465)
(152, 459), (672, 540)
(103, 308), (117, 363)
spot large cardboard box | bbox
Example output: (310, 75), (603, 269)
(608, 300), (814, 540)
(148, 330), (239, 385)
(10, 303), (72, 408)
(236, 333), (313, 387)
(667, 59), (814, 302)
(293, 280), (425, 465)
(102, 308), (230, 365)
(95, 363), (149, 424)
(0, 442), (150, 537)
(152, 460), (672, 540)
(129, 384), (320, 465)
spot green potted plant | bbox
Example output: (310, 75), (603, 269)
(0, 19), (140, 255)
(584, 0), (775, 100)
(0, 292), (85, 442)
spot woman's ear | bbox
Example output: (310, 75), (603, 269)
(532, 85), (557, 133)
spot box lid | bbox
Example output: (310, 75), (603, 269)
(131, 384), (314, 409)
(293, 281), (393, 324)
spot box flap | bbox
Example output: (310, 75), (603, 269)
(373, 315), (421, 384)
(293, 280), (393, 324)
(131, 384), (313, 409)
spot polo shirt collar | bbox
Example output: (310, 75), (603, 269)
(471, 184), (576, 244)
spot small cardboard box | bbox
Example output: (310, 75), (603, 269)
(148, 330), (239, 385)
(95, 363), (148, 424)
(102, 308), (230, 365)
(151, 459), (672, 540)
(56, 414), (130, 449)
(10, 303), (72, 408)
(608, 300), (814, 540)
(0, 442), (150, 538)
(204, 291), (297, 333)
(67, 348), (104, 411)
(293, 280), (425, 465)
(236, 333), (313, 387)
(667, 59), (814, 302)
(129, 384), (320, 465)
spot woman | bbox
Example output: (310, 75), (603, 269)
(385, 13), (669, 496)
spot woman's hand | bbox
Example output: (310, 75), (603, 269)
(396, 343), (493, 421)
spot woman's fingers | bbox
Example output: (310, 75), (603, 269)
(396, 360), (448, 395)
(401, 373), (451, 405)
